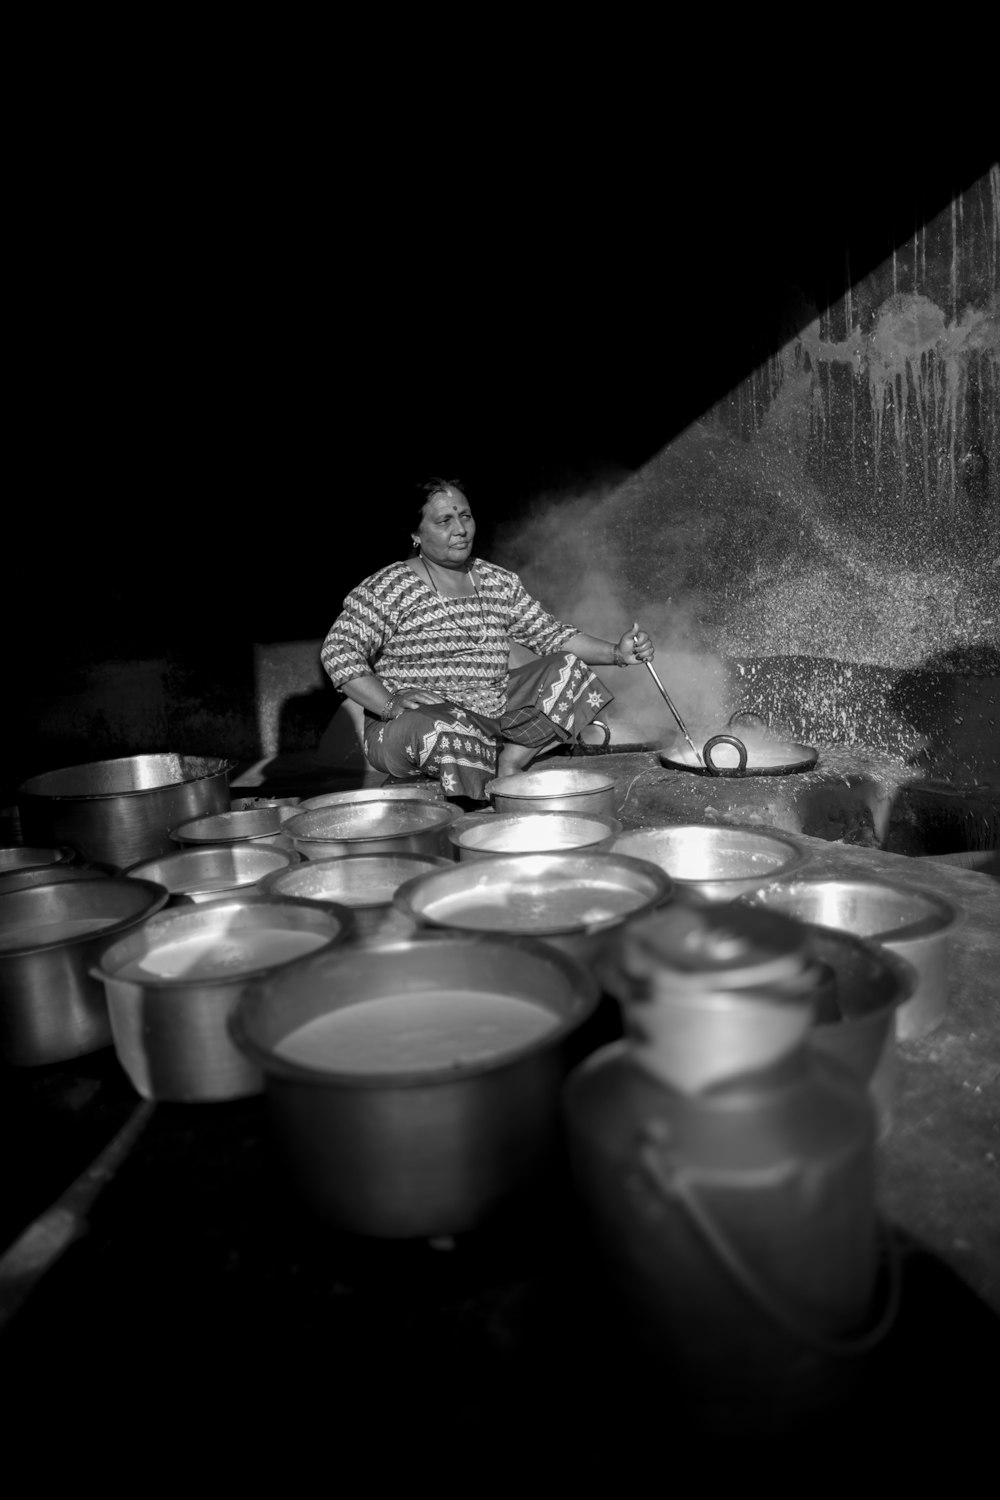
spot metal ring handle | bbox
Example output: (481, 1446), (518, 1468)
(727, 708), (768, 732)
(702, 734), (748, 776)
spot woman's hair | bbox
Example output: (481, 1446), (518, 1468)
(412, 476), (466, 534)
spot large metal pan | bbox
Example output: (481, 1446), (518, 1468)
(659, 711), (819, 778)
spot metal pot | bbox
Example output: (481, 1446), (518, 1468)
(393, 849), (672, 967)
(17, 754), (236, 869)
(228, 931), (600, 1238)
(298, 783), (446, 811)
(609, 823), (808, 904)
(256, 851), (453, 944)
(123, 843), (302, 906)
(0, 875), (169, 1066)
(282, 799), (459, 861)
(91, 893), (354, 1102)
(169, 806), (298, 852)
(486, 768), (618, 818)
(448, 809), (622, 862)
(741, 876), (958, 1040)
(798, 925), (914, 1135)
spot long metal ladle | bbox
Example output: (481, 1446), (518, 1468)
(644, 661), (705, 767)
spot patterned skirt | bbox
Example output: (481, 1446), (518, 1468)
(363, 653), (613, 801)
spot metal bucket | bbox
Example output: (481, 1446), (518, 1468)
(609, 823), (808, 904)
(17, 754), (236, 870)
(91, 894), (354, 1102)
(229, 931), (600, 1238)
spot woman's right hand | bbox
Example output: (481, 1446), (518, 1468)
(384, 686), (444, 719)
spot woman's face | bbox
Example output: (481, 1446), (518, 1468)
(414, 487), (476, 568)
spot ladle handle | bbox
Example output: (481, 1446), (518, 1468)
(703, 734), (748, 777)
(644, 663), (704, 767)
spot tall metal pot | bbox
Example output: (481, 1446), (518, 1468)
(17, 754), (236, 869)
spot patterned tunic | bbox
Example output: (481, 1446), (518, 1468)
(320, 559), (579, 716)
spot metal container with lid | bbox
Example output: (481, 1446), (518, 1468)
(563, 899), (889, 1433)
(486, 768), (618, 818)
(124, 843), (301, 905)
(448, 809), (622, 862)
(257, 851), (453, 943)
(17, 754), (235, 869)
(283, 799), (459, 861)
(609, 823), (807, 904)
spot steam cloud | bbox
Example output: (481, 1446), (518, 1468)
(490, 465), (732, 745)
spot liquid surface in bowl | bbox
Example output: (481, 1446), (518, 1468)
(422, 880), (646, 932)
(274, 990), (557, 1072)
(114, 928), (330, 981)
(0, 915), (120, 950)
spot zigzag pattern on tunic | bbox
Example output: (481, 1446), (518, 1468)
(321, 560), (578, 717)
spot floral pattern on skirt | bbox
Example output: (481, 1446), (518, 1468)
(363, 652), (613, 801)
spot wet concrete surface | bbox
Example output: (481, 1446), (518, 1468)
(1, 752), (997, 1475)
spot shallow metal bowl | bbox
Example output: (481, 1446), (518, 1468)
(229, 930), (600, 1238)
(394, 849), (672, 966)
(91, 893), (354, 1103)
(124, 843), (301, 905)
(742, 876), (958, 1040)
(0, 845), (75, 874)
(609, 823), (807, 903)
(448, 810), (622, 862)
(257, 851), (453, 943)
(0, 875), (170, 1066)
(169, 807), (297, 849)
(0, 864), (113, 898)
(486, 768), (618, 818)
(283, 799), (459, 861)
(298, 782), (446, 811)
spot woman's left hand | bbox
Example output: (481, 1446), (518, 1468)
(617, 621), (654, 665)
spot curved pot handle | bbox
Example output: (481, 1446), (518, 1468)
(703, 734), (748, 777)
(727, 707), (768, 732)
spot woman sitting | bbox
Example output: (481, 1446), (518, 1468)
(320, 478), (654, 803)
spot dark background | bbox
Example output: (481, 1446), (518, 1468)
(9, 93), (996, 660)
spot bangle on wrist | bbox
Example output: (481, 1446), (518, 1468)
(613, 644), (628, 668)
(381, 694), (397, 721)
